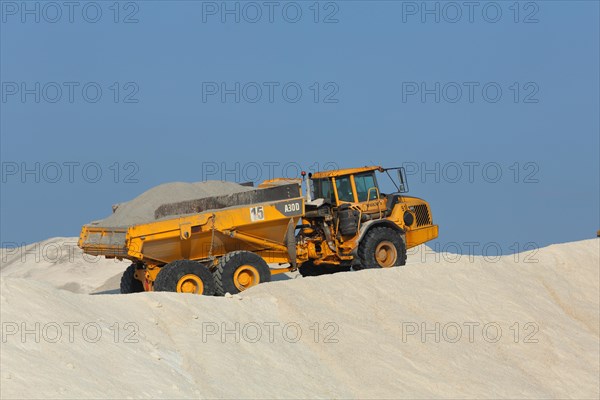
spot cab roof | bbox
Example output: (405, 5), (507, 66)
(311, 166), (383, 179)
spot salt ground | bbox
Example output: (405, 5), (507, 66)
(1, 238), (598, 399)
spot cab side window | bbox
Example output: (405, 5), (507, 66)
(354, 173), (378, 202)
(335, 176), (355, 203)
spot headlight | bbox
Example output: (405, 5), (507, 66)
(403, 211), (415, 226)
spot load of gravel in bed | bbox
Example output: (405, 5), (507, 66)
(90, 181), (254, 228)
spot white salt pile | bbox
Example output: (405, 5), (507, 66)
(91, 181), (254, 228)
(0, 237), (129, 294)
(1, 239), (598, 398)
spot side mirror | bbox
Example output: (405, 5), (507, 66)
(397, 167), (409, 193)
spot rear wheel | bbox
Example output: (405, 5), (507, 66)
(357, 227), (406, 269)
(213, 251), (271, 295)
(120, 264), (144, 294)
(154, 260), (216, 295)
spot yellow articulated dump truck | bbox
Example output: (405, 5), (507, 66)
(78, 166), (438, 295)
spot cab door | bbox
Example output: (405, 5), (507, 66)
(352, 172), (386, 215)
(332, 175), (355, 205)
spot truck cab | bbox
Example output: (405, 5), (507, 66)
(311, 166), (387, 214)
(297, 166), (438, 274)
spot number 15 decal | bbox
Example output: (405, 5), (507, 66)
(250, 206), (264, 221)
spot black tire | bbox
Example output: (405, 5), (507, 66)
(153, 260), (216, 296)
(357, 226), (406, 269)
(298, 260), (351, 277)
(213, 251), (271, 296)
(120, 264), (145, 294)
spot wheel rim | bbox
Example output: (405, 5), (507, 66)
(176, 274), (204, 294)
(233, 265), (260, 291)
(375, 241), (397, 268)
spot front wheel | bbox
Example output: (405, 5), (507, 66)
(357, 227), (406, 269)
(153, 260), (216, 295)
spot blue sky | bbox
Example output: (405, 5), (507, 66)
(1, 0), (599, 256)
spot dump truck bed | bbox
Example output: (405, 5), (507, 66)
(78, 183), (304, 266)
